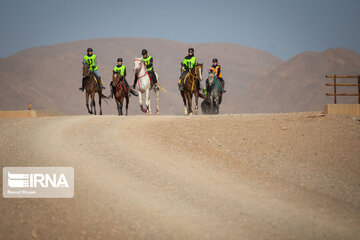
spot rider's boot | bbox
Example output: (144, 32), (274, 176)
(178, 77), (184, 91)
(151, 72), (160, 91)
(100, 77), (106, 89)
(79, 78), (85, 91)
(155, 83), (160, 91)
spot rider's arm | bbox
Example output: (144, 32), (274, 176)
(124, 67), (127, 77)
(147, 57), (153, 69)
(93, 57), (98, 70)
(183, 58), (189, 71)
(191, 57), (196, 68)
(217, 66), (221, 78)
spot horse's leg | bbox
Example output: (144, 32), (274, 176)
(181, 91), (188, 116)
(116, 100), (121, 116)
(155, 89), (159, 115)
(145, 89), (151, 115)
(92, 92), (96, 115)
(99, 92), (102, 115)
(194, 91), (199, 115)
(119, 99), (123, 116)
(86, 92), (92, 114)
(188, 92), (193, 115)
(125, 96), (129, 116)
(210, 95), (214, 114)
(138, 90), (145, 113)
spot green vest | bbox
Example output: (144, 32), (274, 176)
(183, 56), (196, 70)
(83, 54), (98, 71)
(142, 56), (153, 71)
(113, 65), (126, 76)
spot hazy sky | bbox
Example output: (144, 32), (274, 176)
(0, 0), (359, 59)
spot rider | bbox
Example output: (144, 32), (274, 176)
(207, 58), (226, 94)
(179, 48), (196, 91)
(133, 49), (159, 91)
(80, 48), (105, 91)
(111, 58), (137, 98)
(179, 48), (204, 97)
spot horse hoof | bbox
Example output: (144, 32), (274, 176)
(156, 111), (159, 116)
(189, 112), (193, 116)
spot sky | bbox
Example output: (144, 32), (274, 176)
(0, 0), (359, 60)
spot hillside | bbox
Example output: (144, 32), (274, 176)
(236, 48), (360, 113)
(0, 38), (282, 115)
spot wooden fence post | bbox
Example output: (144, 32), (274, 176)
(358, 75), (360, 104)
(334, 75), (337, 104)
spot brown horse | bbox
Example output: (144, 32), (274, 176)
(111, 72), (129, 115)
(180, 63), (203, 115)
(82, 63), (107, 115)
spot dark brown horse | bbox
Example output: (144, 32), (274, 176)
(180, 63), (203, 115)
(111, 72), (129, 115)
(82, 63), (107, 115)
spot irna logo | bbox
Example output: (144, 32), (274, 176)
(3, 167), (74, 198)
(8, 172), (69, 188)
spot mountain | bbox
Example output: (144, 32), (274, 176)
(0, 38), (282, 115)
(236, 47), (360, 113)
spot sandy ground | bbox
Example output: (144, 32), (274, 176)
(0, 112), (359, 240)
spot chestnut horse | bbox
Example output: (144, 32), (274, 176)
(82, 63), (108, 115)
(111, 72), (129, 115)
(180, 63), (203, 115)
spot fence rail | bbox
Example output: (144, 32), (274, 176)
(325, 75), (360, 104)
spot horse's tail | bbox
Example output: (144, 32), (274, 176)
(100, 92), (109, 104)
(158, 84), (168, 92)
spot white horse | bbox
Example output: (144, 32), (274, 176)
(133, 58), (160, 115)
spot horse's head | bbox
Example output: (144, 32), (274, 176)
(208, 71), (215, 86)
(133, 58), (143, 75)
(112, 72), (121, 85)
(82, 62), (91, 78)
(195, 63), (203, 81)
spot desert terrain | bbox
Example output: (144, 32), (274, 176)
(0, 112), (359, 239)
(1, 38), (360, 115)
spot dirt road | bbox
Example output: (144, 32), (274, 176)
(0, 113), (359, 239)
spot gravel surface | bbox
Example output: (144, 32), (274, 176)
(0, 112), (359, 239)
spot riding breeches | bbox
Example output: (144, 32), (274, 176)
(148, 70), (158, 84)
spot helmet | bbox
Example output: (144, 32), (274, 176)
(117, 58), (123, 62)
(87, 48), (93, 53)
(141, 49), (148, 55)
(188, 48), (194, 53)
(212, 58), (218, 63)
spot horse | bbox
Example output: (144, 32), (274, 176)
(207, 72), (223, 114)
(180, 63), (203, 115)
(133, 58), (160, 115)
(82, 63), (108, 115)
(111, 72), (129, 116)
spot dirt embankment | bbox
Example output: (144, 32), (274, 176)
(0, 112), (359, 239)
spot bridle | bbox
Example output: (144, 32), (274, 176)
(188, 65), (202, 80)
(83, 64), (91, 78)
(134, 59), (148, 79)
